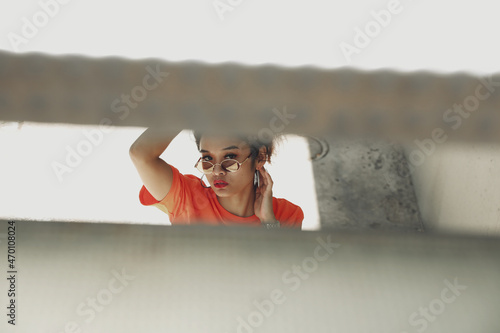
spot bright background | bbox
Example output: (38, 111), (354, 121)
(1, 0), (499, 73)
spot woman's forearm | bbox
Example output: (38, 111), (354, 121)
(129, 127), (182, 160)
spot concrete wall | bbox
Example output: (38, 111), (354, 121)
(2, 220), (500, 333)
(404, 142), (500, 236)
(309, 136), (424, 232)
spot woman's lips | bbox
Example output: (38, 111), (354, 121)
(214, 180), (228, 188)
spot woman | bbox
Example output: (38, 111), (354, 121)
(129, 127), (303, 229)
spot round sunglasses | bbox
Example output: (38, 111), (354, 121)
(194, 153), (252, 174)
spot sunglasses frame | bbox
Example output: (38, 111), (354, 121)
(194, 152), (253, 174)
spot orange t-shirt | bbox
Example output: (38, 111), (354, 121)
(139, 165), (303, 228)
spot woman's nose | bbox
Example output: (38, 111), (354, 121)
(213, 164), (226, 175)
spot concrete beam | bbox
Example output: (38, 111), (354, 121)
(1, 51), (499, 142)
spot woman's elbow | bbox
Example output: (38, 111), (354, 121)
(129, 143), (146, 161)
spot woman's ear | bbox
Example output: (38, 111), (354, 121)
(256, 146), (268, 170)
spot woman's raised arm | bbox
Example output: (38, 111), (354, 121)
(129, 127), (181, 201)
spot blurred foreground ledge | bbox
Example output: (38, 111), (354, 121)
(1, 219), (499, 332)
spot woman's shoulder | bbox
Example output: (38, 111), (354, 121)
(272, 197), (303, 227)
(272, 197), (304, 216)
(273, 196), (301, 208)
(156, 164), (214, 207)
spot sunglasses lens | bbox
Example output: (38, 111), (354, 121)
(196, 161), (212, 173)
(196, 159), (241, 173)
(201, 161), (215, 173)
(222, 160), (238, 172)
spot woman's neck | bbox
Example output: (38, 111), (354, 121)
(217, 183), (256, 217)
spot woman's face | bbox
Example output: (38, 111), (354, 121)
(199, 135), (261, 197)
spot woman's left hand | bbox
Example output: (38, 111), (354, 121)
(254, 166), (277, 223)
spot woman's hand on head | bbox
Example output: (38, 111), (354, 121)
(254, 166), (277, 223)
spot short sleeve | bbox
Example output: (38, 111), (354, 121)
(273, 198), (303, 229)
(285, 206), (304, 229)
(138, 164), (198, 218)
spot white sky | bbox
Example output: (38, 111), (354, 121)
(1, 0), (499, 229)
(1, 0), (499, 73)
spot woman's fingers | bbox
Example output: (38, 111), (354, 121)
(262, 167), (273, 182)
(260, 168), (267, 187)
(259, 167), (273, 192)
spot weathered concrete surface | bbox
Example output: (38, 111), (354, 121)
(4, 220), (500, 333)
(307, 135), (424, 232)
